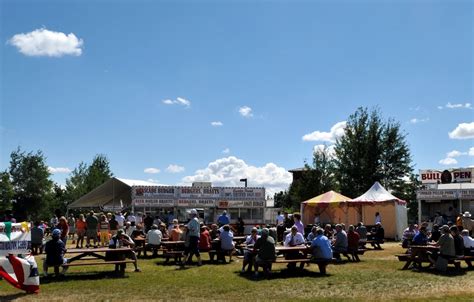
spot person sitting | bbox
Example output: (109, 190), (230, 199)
(402, 224), (416, 248)
(169, 221), (183, 242)
(199, 225), (212, 253)
(284, 225), (306, 269)
(347, 225), (360, 262)
(253, 228), (276, 278)
(242, 227), (259, 273)
(324, 224), (334, 240)
(218, 225), (235, 263)
(356, 222), (367, 246)
(371, 222), (384, 250)
(310, 228), (333, 274)
(31, 221), (44, 255)
(450, 226), (464, 257)
(145, 224), (162, 258)
(108, 229), (140, 274)
(461, 230), (474, 267)
(307, 226), (318, 242)
(43, 229), (68, 277)
(332, 224), (350, 262)
(429, 224), (441, 242)
(428, 225), (455, 272)
(412, 226), (429, 246)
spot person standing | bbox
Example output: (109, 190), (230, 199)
(182, 209), (202, 266)
(217, 210), (230, 227)
(85, 211), (99, 248)
(75, 214), (87, 248)
(67, 215), (76, 244)
(115, 212), (125, 229)
(99, 214), (110, 247)
(375, 212), (382, 225)
(57, 216), (69, 246)
(293, 213), (304, 235)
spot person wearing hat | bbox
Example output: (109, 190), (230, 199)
(428, 225), (455, 272)
(182, 209), (202, 266)
(217, 210), (230, 227)
(462, 211), (473, 235)
(461, 229), (474, 258)
(43, 229), (68, 277)
(108, 229), (141, 274)
(85, 210), (99, 248)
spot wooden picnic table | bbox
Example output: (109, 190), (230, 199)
(63, 247), (137, 268)
(396, 245), (473, 270)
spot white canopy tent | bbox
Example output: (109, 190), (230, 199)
(348, 181), (407, 240)
(68, 177), (157, 209)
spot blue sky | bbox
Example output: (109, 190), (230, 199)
(1, 0), (473, 196)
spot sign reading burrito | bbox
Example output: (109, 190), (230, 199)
(0, 222), (31, 256)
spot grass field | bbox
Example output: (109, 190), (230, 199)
(1, 242), (473, 302)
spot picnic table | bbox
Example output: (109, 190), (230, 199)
(396, 245), (474, 270)
(160, 241), (185, 263)
(62, 247), (137, 271)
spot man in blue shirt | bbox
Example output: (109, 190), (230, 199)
(310, 228), (333, 274)
(217, 211), (230, 227)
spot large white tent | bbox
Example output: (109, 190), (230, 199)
(348, 181), (407, 240)
(68, 177), (157, 209)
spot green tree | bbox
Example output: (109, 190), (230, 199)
(312, 145), (337, 192)
(9, 148), (53, 220)
(334, 107), (413, 197)
(0, 171), (14, 211)
(65, 154), (113, 205)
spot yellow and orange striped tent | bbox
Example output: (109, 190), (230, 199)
(301, 191), (359, 226)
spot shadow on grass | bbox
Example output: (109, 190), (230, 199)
(236, 268), (331, 281)
(40, 271), (130, 283)
(407, 267), (467, 277)
(0, 293), (30, 301)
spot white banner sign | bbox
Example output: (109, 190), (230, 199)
(133, 199), (175, 207)
(176, 199), (216, 207)
(417, 189), (474, 200)
(0, 222), (31, 256)
(223, 188), (265, 199)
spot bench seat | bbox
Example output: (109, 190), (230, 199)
(62, 260), (136, 267)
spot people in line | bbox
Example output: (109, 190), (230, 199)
(99, 214), (110, 247)
(85, 211), (99, 248)
(75, 214), (86, 248)
(57, 216), (69, 245)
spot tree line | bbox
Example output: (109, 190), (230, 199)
(275, 107), (420, 221)
(0, 149), (112, 221)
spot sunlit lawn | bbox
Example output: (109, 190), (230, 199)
(1, 242), (473, 301)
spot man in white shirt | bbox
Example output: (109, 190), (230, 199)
(115, 212), (125, 228)
(127, 212), (137, 224)
(145, 224), (162, 257)
(283, 225), (306, 270)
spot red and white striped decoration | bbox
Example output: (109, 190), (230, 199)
(0, 254), (40, 294)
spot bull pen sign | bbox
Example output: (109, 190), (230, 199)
(420, 168), (473, 184)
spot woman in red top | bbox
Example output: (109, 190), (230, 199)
(199, 226), (211, 252)
(57, 216), (69, 246)
(347, 225), (361, 262)
(75, 214), (87, 248)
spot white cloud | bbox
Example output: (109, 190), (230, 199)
(239, 106), (253, 118)
(445, 102), (472, 109)
(162, 97), (191, 108)
(144, 168), (160, 174)
(469, 147), (474, 156)
(313, 144), (336, 158)
(222, 148), (230, 154)
(211, 121), (223, 127)
(439, 158), (458, 165)
(8, 28), (83, 57)
(409, 118), (429, 124)
(437, 106), (444, 110)
(448, 122), (474, 139)
(446, 150), (465, 158)
(182, 156), (292, 197)
(48, 167), (71, 174)
(302, 121), (347, 143)
(166, 164), (185, 173)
